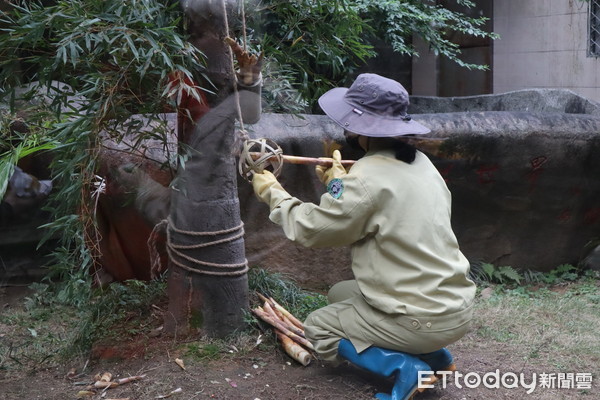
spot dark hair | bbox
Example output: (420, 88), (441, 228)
(392, 140), (416, 164)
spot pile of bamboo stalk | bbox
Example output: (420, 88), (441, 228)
(252, 294), (314, 366)
(75, 372), (146, 398)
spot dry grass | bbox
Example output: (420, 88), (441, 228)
(469, 280), (600, 371)
(2, 275), (599, 399)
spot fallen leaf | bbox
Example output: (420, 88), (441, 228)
(156, 388), (183, 399)
(174, 358), (185, 370)
(76, 390), (95, 398)
(225, 378), (237, 388)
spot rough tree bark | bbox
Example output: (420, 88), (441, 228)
(164, 0), (253, 337)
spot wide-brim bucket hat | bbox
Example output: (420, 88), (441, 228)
(318, 73), (430, 137)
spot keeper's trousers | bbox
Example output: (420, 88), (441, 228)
(303, 280), (473, 363)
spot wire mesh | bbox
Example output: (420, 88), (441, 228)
(589, 0), (600, 56)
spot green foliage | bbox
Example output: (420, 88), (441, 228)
(0, 0), (498, 304)
(353, 0), (496, 70)
(0, 0), (206, 301)
(248, 267), (327, 321)
(471, 262), (594, 287)
(520, 264), (586, 286)
(540, 264), (580, 284)
(474, 262), (599, 302)
(0, 278), (166, 370)
(69, 278), (167, 354)
(245, 0), (376, 111)
(0, 110), (57, 198)
(1, 0), (205, 114)
(185, 342), (223, 361)
(471, 262), (523, 285)
(247, 0), (497, 111)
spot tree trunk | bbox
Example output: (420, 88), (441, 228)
(164, 0), (249, 337)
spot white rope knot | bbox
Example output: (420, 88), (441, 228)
(238, 137), (284, 181)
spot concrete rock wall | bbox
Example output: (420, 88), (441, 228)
(409, 88), (600, 116)
(4, 88), (600, 286)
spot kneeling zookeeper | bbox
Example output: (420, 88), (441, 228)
(252, 73), (476, 400)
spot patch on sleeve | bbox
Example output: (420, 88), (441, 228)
(327, 178), (344, 199)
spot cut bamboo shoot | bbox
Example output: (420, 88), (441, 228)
(262, 302), (305, 338)
(252, 308), (314, 350)
(276, 330), (312, 366)
(93, 381), (119, 389)
(269, 297), (304, 330)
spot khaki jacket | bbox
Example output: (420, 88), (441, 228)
(268, 147), (476, 317)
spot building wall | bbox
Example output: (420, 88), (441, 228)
(494, 0), (600, 101)
(412, 0), (493, 97)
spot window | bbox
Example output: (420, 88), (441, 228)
(589, 0), (600, 56)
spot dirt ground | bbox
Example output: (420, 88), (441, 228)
(0, 285), (596, 400)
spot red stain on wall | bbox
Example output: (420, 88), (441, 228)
(584, 208), (600, 225)
(437, 164), (455, 183)
(527, 156), (548, 192)
(557, 209), (573, 223)
(476, 164), (499, 184)
(570, 186), (583, 197)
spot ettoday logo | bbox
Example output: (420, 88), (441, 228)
(418, 370), (593, 394)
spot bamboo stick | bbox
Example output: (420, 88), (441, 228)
(116, 375), (146, 385)
(93, 381), (119, 389)
(249, 152), (356, 167)
(275, 330), (312, 366)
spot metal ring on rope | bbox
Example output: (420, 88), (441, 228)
(238, 138), (284, 181)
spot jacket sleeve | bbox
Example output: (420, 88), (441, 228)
(268, 174), (375, 248)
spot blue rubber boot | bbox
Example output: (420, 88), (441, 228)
(418, 348), (455, 372)
(337, 339), (432, 400)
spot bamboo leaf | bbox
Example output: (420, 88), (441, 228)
(124, 33), (139, 60)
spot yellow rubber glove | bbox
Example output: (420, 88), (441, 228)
(315, 150), (346, 185)
(252, 170), (292, 210)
